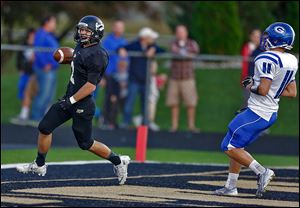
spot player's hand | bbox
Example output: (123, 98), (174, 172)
(58, 97), (72, 110)
(242, 76), (254, 89)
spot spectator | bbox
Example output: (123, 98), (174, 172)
(101, 19), (128, 129)
(10, 28), (37, 125)
(240, 29), (261, 108)
(119, 27), (164, 128)
(29, 15), (59, 125)
(166, 25), (200, 133)
(115, 58), (129, 124)
(133, 60), (167, 131)
(92, 78), (106, 125)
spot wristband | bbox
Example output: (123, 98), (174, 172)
(250, 85), (260, 95)
(69, 96), (77, 104)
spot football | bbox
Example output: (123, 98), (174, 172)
(53, 47), (74, 64)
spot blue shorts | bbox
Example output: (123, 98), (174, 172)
(221, 108), (277, 151)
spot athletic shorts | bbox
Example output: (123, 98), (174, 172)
(166, 79), (198, 107)
(221, 108), (277, 151)
(38, 96), (96, 149)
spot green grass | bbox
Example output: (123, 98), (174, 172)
(1, 147), (298, 167)
(1, 60), (299, 136)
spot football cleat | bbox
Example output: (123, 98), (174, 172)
(16, 161), (47, 176)
(256, 168), (275, 197)
(214, 186), (238, 196)
(113, 155), (130, 185)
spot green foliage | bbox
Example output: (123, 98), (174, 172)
(285, 1), (299, 52)
(190, 1), (243, 54)
(165, 1), (299, 54)
(237, 1), (277, 42)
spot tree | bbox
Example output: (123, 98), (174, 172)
(164, 1), (243, 54)
(191, 1), (243, 54)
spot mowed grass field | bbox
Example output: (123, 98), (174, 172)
(1, 58), (299, 135)
(1, 147), (299, 167)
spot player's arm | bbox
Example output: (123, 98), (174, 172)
(242, 76), (272, 96)
(59, 52), (104, 110)
(243, 59), (276, 96)
(249, 78), (272, 96)
(280, 81), (297, 98)
(59, 81), (97, 110)
(71, 82), (96, 102)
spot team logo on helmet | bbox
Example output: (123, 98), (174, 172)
(95, 22), (104, 31)
(274, 26), (285, 34)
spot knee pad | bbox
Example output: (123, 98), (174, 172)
(38, 120), (52, 135)
(77, 139), (94, 150)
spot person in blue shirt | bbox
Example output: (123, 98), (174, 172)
(29, 15), (59, 125)
(118, 27), (165, 128)
(100, 19), (127, 129)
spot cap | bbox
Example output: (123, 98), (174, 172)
(138, 27), (159, 39)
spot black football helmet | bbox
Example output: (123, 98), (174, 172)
(74, 15), (104, 44)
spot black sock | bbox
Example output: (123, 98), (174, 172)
(36, 152), (47, 167)
(107, 152), (121, 166)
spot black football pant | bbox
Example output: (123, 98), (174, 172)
(38, 97), (96, 150)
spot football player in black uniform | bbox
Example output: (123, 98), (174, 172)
(17, 15), (130, 185)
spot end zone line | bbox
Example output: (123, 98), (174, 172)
(1, 160), (298, 170)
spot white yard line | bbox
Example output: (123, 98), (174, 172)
(1, 160), (298, 169)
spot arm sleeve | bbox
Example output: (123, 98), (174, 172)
(154, 44), (165, 54)
(170, 41), (180, 54)
(85, 51), (106, 86)
(255, 59), (276, 80)
(189, 40), (199, 54)
(116, 41), (134, 53)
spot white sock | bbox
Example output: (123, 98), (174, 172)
(249, 160), (266, 175)
(19, 106), (29, 119)
(225, 173), (239, 189)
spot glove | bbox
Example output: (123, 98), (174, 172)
(242, 76), (254, 88)
(58, 97), (72, 110)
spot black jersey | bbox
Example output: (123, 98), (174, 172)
(65, 42), (108, 97)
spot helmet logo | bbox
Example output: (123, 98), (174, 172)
(95, 22), (104, 31)
(274, 26), (285, 34)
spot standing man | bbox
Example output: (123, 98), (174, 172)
(29, 15), (59, 125)
(166, 25), (200, 132)
(119, 27), (164, 128)
(17, 15), (130, 185)
(101, 19), (127, 129)
(215, 22), (297, 197)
